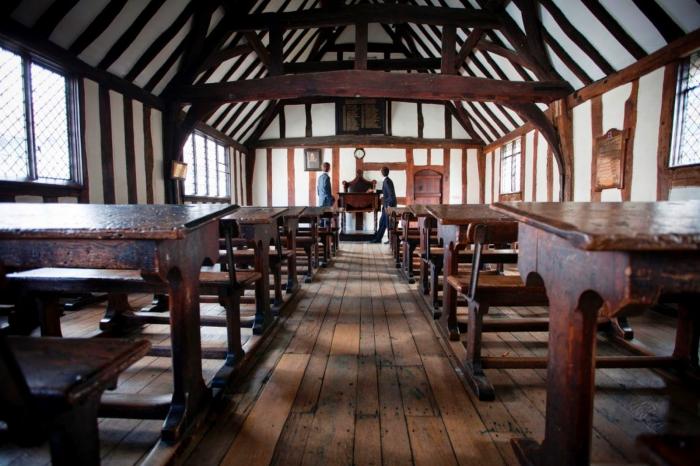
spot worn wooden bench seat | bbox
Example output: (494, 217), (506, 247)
(7, 265), (260, 386)
(1, 334), (150, 465)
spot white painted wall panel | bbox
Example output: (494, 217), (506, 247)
(284, 105), (305, 138)
(364, 148), (405, 163)
(311, 103), (335, 137)
(241, 153), (248, 205)
(492, 148), (500, 201)
(524, 130), (535, 201)
(536, 134), (548, 201)
(669, 187), (700, 200)
(466, 149), (480, 204)
(602, 82), (632, 132)
(452, 117), (469, 139)
(83, 79), (103, 204)
(431, 148), (444, 166)
(109, 91), (128, 204)
(260, 115), (280, 140)
(253, 149), (267, 206)
(392, 102), (418, 137)
(294, 148), (309, 206)
(151, 110), (165, 204)
(553, 155), (561, 201)
(423, 104), (445, 138)
(132, 100), (147, 203)
(449, 149), (462, 204)
(413, 148), (428, 165)
(572, 101), (593, 201)
(271, 149), (287, 206)
(484, 152), (492, 203)
(631, 68), (664, 201)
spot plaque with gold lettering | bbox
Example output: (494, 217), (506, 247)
(336, 99), (386, 135)
(594, 128), (628, 191)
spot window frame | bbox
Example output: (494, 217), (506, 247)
(669, 51), (700, 169)
(183, 130), (231, 202)
(0, 41), (83, 189)
(499, 138), (521, 195)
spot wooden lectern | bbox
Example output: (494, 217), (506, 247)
(338, 170), (380, 234)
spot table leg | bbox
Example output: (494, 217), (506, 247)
(512, 291), (601, 466)
(212, 288), (245, 388)
(253, 240), (272, 335)
(286, 232), (299, 294)
(161, 264), (210, 442)
(673, 300), (700, 375)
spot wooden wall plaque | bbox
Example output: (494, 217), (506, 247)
(336, 98), (386, 135)
(594, 128), (628, 191)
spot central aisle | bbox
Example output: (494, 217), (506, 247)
(184, 243), (511, 466)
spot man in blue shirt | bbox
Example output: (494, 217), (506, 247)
(371, 166), (396, 243)
(317, 162), (334, 226)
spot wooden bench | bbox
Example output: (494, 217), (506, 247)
(1, 334), (149, 465)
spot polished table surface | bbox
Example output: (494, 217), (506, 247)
(490, 201), (700, 466)
(222, 206), (288, 224)
(426, 203), (511, 225)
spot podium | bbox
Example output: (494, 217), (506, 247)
(339, 170), (380, 236)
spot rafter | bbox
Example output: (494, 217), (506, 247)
(69, 0), (128, 54)
(33, 0), (79, 38)
(580, 0), (646, 60)
(179, 70), (570, 105)
(457, 28), (484, 67)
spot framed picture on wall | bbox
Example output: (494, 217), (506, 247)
(304, 148), (322, 171)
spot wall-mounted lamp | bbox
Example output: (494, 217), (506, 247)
(171, 161), (188, 180)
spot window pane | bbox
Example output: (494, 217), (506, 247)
(31, 63), (71, 182)
(206, 137), (218, 196)
(217, 145), (227, 197)
(0, 47), (28, 180)
(671, 52), (700, 167)
(194, 134), (207, 195)
(183, 134), (195, 196)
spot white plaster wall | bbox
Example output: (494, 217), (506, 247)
(449, 149), (462, 204)
(132, 100), (147, 203)
(423, 104), (445, 138)
(524, 130), (535, 201)
(669, 187), (700, 200)
(572, 101), (593, 201)
(553, 154), (561, 201)
(536, 134), (548, 201)
(271, 148), (288, 206)
(284, 105), (306, 138)
(431, 148), (444, 165)
(253, 149), (267, 206)
(109, 91), (128, 204)
(311, 103), (335, 137)
(484, 152), (493, 203)
(492, 147), (501, 201)
(413, 148), (428, 165)
(466, 149), (480, 203)
(151, 109), (165, 204)
(294, 148), (309, 206)
(364, 148), (406, 163)
(392, 101), (418, 137)
(83, 79), (104, 204)
(241, 153), (247, 205)
(452, 117), (469, 139)
(260, 115), (279, 139)
(631, 68), (664, 201)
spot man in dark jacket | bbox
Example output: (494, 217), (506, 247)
(317, 162), (334, 227)
(371, 166), (396, 243)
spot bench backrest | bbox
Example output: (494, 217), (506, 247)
(467, 221), (519, 298)
(0, 334), (32, 426)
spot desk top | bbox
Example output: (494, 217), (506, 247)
(426, 204), (511, 225)
(222, 207), (288, 224)
(407, 204), (440, 217)
(491, 201), (700, 251)
(0, 203), (236, 240)
(386, 206), (406, 216)
(301, 206), (339, 217)
(280, 206), (307, 217)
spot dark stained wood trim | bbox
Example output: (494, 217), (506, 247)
(232, 149), (239, 204)
(179, 70), (571, 105)
(387, 99), (392, 136)
(477, 147), (485, 204)
(449, 101), (482, 143)
(568, 29), (700, 107)
(631, 0), (684, 44)
(657, 63), (678, 200)
(193, 121), (248, 154)
(441, 24), (456, 74)
(245, 31), (271, 67)
(444, 105), (452, 139)
(69, 0), (128, 54)
(406, 148), (414, 205)
(309, 170), (317, 206)
(532, 130), (539, 201)
(77, 78), (89, 203)
(457, 28), (483, 67)
(332, 147), (339, 203)
(143, 106), (155, 204)
(287, 147), (295, 205)
(99, 85), (116, 204)
(542, 28), (593, 86)
(354, 22), (368, 70)
(0, 180), (83, 201)
(253, 135), (481, 149)
(462, 148), (467, 203)
(483, 122), (535, 153)
(621, 80), (639, 201)
(428, 148), (432, 166)
(266, 148), (272, 206)
(123, 98), (138, 204)
(144, 41), (185, 93)
(34, 0), (80, 38)
(516, 0), (550, 75)
(417, 102), (424, 138)
(0, 20), (163, 109)
(245, 149), (254, 204)
(269, 25), (283, 76)
(547, 146), (554, 202)
(305, 103), (312, 137)
(590, 95), (602, 202)
(491, 150), (496, 202)
(580, 0), (646, 60)
(98, 0), (167, 70)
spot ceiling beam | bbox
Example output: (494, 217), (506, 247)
(631, 0), (684, 44)
(178, 70), (571, 105)
(283, 58), (442, 72)
(580, 0), (646, 60)
(224, 4), (501, 32)
(457, 28), (484, 67)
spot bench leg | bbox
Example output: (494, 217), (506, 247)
(38, 294), (62, 337)
(608, 316), (634, 340)
(464, 301), (496, 401)
(420, 258), (430, 295)
(304, 246), (313, 283)
(213, 289), (245, 388)
(673, 301), (700, 376)
(49, 395), (101, 466)
(100, 293), (137, 334)
(140, 294), (169, 313)
(272, 262), (283, 310)
(431, 261), (442, 318)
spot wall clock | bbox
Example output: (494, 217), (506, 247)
(354, 147), (366, 160)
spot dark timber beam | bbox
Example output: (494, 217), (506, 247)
(283, 58), (442, 72)
(251, 135), (482, 149)
(457, 28), (484, 67)
(178, 70), (571, 105)
(225, 4), (501, 32)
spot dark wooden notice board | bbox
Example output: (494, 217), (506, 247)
(336, 98), (386, 135)
(594, 128), (628, 191)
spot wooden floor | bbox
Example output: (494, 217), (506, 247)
(1, 242), (698, 465)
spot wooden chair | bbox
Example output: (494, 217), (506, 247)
(0, 334), (149, 465)
(445, 221), (549, 400)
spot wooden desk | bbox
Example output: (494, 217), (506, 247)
(280, 206), (306, 294)
(426, 204), (512, 338)
(0, 202), (236, 442)
(221, 207), (287, 333)
(491, 201), (700, 466)
(338, 192), (380, 233)
(386, 206), (406, 268)
(301, 206), (339, 267)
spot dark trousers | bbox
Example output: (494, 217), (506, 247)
(374, 208), (388, 240)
